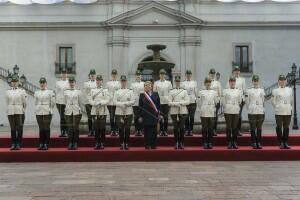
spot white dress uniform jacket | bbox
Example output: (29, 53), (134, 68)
(271, 87), (293, 115)
(153, 79), (172, 105)
(130, 80), (144, 106)
(245, 87), (265, 115)
(55, 79), (69, 104)
(6, 87), (27, 115)
(222, 88), (243, 114)
(64, 88), (82, 116)
(181, 80), (198, 104)
(34, 89), (56, 115)
(227, 76), (246, 99)
(89, 87), (110, 116)
(197, 89), (218, 117)
(168, 88), (190, 115)
(114, 88), (135, 116)
(106, 80), (121, 106)
(83, 80), (97, 105)
(211, 79), (222, 101)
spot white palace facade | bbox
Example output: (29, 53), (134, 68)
(0, 0), (300, 124)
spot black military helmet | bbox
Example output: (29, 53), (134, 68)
(89, 69), (96, 75)
(209, 68), (216, 74)
(278, 75), (286, 81)
(96, 75), (103, 81)
(185, 70), (192, 75)
(11, 75), (19, 82)
(111, 69), (118, 75)
(174, 75), (181, 82)
(159, 69), (167, 74)
(135, 70), (141, 75)
(68, 76), (76, 82)
(39, 77), (47, 83)
(252, 75), (259, 81)
(120, 75), (127, 81)
(229, 76), (236, 82)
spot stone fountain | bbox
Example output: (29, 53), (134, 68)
(138, 44), (175, 81)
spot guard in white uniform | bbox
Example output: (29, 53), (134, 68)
(208, 68), (222, 136)
(83, 69), (97, 136)
(197, 77), (218, 149)
(6, 75), (27, 150)
(114, 75), (135, 150)
(153, 69), (172, 136)
(55, 69), (69, 137)
(64, 76), (82, 150)
(181, 70), (197, 136)
(245, 75), (265, 149)
(168, 75), (190, 149)
(89, 75), (110, 149)
(271, 75), (293, 149)
(34, 78), (55, 150)
(130, 70), (144, 136)
(106, 69), (121, 136)
(228, 66), (246, 136)
(222, 76), (243, 149)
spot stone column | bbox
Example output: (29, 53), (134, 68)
(107, 27), (129, 78)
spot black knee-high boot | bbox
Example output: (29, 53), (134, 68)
(207, 128), (213, 149)
(276, 127), (283, 148)
(16, 129), (23, 150)
(174, 129), (179, 149)
(94, 128), (100, 149)
(250, 129), (257, 149)
(44, 129), (50, 150)
(10, 130), (17, 150)
(226, 128), (232, 149)
(124, 128), (130, 150)
(38, 130), (44, 150)
(179, 128), (185, 149)
(283, 128), (290, 149)
(202, 129), (208, 149)
(119, 129), (125, 150)
(256, 129), (262, 149)
(232, 128), (238, 149)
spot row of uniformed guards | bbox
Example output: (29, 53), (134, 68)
(5, 68), (293, 150)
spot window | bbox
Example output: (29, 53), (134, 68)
(55, 44), (76, 74)
(233, 44), (253, 73)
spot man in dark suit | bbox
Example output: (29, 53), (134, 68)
(139, 81), (161, 149)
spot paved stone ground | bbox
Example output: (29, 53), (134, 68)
(0, 162), (300, 200)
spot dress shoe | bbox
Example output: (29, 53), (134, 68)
(68, 143), (73, 150)
(232, 142), (238, 149)
(73, 143), (78, 150)
(43, 144), (48, 150)
(227, 142), (233, 149)
(252, 143), (257, 149)
(208, 143), (213, 149)
(15, 144), (21, 150)
(284, 142), (290, 149)
(256, 143), (262, 149)
(10, 144), (16, 150)
(124, 143), (129, 150)
(38, 144), (44, 150)
(180, 143), (184, 149)
(174, 142), (179, 150)
(280, 142), (285, 149)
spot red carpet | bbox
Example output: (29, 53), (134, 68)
(0, 133), (299, 162)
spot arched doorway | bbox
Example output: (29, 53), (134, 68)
(138, 56), (173, 82)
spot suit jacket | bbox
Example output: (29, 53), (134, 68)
(139, 91), (160, 126)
